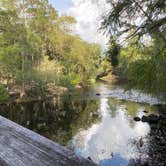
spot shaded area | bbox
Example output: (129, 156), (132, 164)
(147, 120), (166, 166)
(0, 95), (100, 146)
(0, 116), (97, 166)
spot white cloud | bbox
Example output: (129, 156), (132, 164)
(66, 0), (111, 50)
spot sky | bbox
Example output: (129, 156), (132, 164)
(49, 0), (73, 13)
(49, 0), (111, 49)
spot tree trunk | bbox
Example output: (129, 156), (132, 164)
(20, 52), (26, 98)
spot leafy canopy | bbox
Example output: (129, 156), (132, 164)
(101, 0), (166, 42)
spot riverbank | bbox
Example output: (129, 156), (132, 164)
(0, 84), (69, 105)
(94, 83), (166, 106)
(1, 81), (166, 107)
(98, 70), (166, 101)
(132, 114), (166, 166)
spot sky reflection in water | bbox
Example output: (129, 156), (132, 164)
(0, 83), (159, 166)
(70, 85), (151, 166)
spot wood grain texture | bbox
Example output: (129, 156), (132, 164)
(0, 116), (98, 166)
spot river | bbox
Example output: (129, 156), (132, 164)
(0, 83), (165, 165)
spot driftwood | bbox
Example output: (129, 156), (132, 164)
(0, 116), (98, 166)
(96, 70), (111, 80)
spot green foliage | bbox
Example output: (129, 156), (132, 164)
(126, 58), (166, 93)
(0, 0), (102, 96)
(127, 59), (156, 89)
(58, 75), (74, 88)
(58, 73), (80, 88)
(69, 73), (81, 86)
(102, 0), (166, 43)
(119, 40), (166, 94)
(0, 84), (9, 102)
(105, 39), (120, 67)
(102, 0), (166, 95)
(100, 59), (112, 72)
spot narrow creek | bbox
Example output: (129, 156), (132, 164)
(0, 83), (165, 165)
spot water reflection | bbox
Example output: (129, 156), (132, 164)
(69, 88), (151, 165)
(0, 83), (163, 166)
(0, 96), (100, 145)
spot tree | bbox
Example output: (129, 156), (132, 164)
(23, 0), (76, 61)
(0, 0), (102, 96)
(105, 39), (120, 67)
(101, 0), (166, 61)
(101, 0), (166, 43)
(0, 7), (22, 83)
(0, 0), (41, 96)
(101, 0), (166, 94)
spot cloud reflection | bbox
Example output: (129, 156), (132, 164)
(70, 91), (150, 165)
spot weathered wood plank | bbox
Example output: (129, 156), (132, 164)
(0, 116), (98, 166)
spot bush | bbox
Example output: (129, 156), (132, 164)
(126, 59), (166, 94)
(69, 73), (80, 86)
(58, 75), (73, 88)
(0, 84), (9, 102)
(58, 73), (81, 88)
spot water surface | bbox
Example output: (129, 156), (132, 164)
(0, 83), (164, 165)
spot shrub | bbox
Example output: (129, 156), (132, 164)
(0, 84), (9, 102)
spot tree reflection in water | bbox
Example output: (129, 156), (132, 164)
(0, 84), (164, 166)
(0, 96), (100, 145)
